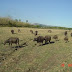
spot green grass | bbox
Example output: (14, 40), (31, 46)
(0, 27), (72, 72)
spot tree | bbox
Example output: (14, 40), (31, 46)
(26, 20), (28, 23)
(15, 19), (18, 22)
(19, 19), (21, 22)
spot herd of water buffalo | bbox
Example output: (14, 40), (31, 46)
(3, 29), (72, 47)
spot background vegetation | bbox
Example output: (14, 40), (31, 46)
(0, 17), (72, 30)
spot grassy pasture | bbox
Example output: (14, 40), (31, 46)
(0, 27), (72, 72)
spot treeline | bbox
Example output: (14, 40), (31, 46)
(0, 17), (32, 27)
(0, 17), (72, 30)
(42, 26), (72, 30)
(0, 17), (43, 28)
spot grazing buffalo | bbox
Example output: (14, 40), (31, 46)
(33, 35), (51, 45)
(48, 30), (52, 33)
(44, 35), (51, 44)
(4, 37), (19, 46)
(18, 29), (21, 32)
(64, 36), (68, 43)
(30, 30), (33, 34)
(53, 35), (58, 41)
(34, 36), (44, 43)
(35, 31), (38, 36)
(11, 30), (14, 34)
(71, 33), (72, 37)
(64, 31), (67, 36)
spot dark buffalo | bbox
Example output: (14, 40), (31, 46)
(18, 29), (21, 32)
(71, 33), (72, 37)
(53, 35), (58, 40)
(33, 35), (51, 45)
(35, 31), (38, 36)
(30, 30), (33, 34)
(33, 36), (44, 43)
(48, 30), (52, 33)
(4, 37), (19, 46)
(11, 30), (14, 34)
(64, 31), (67, 36)
(64, 36), (68, 43)
(44, 35), (51, 44)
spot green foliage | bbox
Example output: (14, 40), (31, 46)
(15, 19), (18, 22)
(0, 17), (31, 27)
(0, 17), (72, 30)
(26, 20), (28, 23)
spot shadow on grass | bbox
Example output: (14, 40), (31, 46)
(42, 41), (55, 46)
(65, 41), (69, 43)
(50, 41), (55, 44)
(12, 33), (17, 34)
(12, 42), (28, 48)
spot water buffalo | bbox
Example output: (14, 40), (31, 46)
(35, 31), (38, 36)
(18, 29), (21, 32)
(53, 35), (58, 41)
(30, 30), (33, 34)
(48, 30), (52, 33)
(33, 36), (45, 46)
(4, 37), (19, 46)
(33, 35), (51, 45)
(64, 36), (68, 43)
(44, 35), (51, 44)
(71, 33), (72, 37)
(34, 36), (44, 43)
(11, 30), (14, 34)
(64, 31), (67, 36)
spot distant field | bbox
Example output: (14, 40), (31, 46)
(0, 27), (72, 72)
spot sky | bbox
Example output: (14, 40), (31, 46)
(0, 0), (72, 28)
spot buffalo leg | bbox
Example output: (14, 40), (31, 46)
(49, 40), (50, 43)
(9, 43), (10, 46)
(45, 40), (47, 44)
